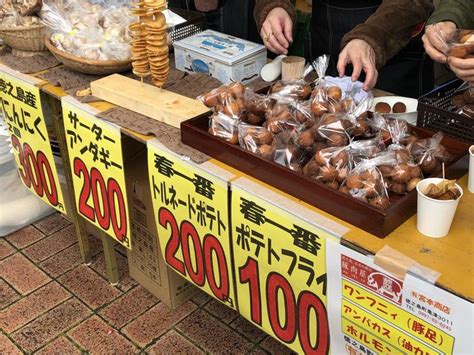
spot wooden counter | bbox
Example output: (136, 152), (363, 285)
(24, 66), (474, 303)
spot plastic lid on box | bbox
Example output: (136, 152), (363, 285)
(174, 29), (266, 65)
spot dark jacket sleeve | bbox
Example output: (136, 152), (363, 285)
(427, 0), (474, 29)
(341, 0), (434, 69)
(254, 0), (296, 33)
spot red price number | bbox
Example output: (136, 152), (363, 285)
(159, 207), (230, 302)
(73, 158), (127, 242)
(11, 135), (59, 206)
(240, 258), (329, 354)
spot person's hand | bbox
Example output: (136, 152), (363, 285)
(260, 7), (293, 55)
(337, 39), (378, 91)
(447, 56), (474, 82)
(422, 22), (457, 64)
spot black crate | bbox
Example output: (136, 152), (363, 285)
(417, 79), (474, 143)
(168, 8), (206, 43)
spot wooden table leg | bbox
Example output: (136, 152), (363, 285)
(101, 232), (119, 285)
(46, 95), (92, 265)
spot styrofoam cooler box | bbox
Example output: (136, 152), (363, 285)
(174, 29), (267, 84)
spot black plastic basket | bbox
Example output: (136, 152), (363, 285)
(417, 79), (474, 143)
(168, 8), (207, 43)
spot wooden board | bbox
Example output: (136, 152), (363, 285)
(90, 74), (209, 128)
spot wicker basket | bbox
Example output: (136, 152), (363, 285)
(0, 23), (47, 52)
(45, 38), (132, 75)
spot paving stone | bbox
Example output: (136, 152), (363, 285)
(58, 266), (122, 309)
(6, 225), (46, 249)
(0, 253), (50, 295)
(23, 225), (78, 262)
(11, 298), (91, 353)
(90, 250), (137, 292)
(33, 213), (71, 235)
(0, 239), (16, 260)
(0, 281), (70, 333)
(176, 309), (253, 354)
(204, 299), (239, 324)
(39, 243), (84, 278)
(35, 336), (81, 355)
(0, 333), (22, 355)
(38, 234), (102, 278)
(190, 289), (211, 306)
(0, 278), (20, 309)
(99, 286), (158, 328)
(148, 330), (204, 354)
(68, 316), (137, 354)
(123, 302), (196, 347)
(230, 316), (267, 344)
(260, 336), (294, 354)
(249, 346), (269, 355)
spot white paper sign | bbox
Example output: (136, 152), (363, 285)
(327, 239), (473, 355)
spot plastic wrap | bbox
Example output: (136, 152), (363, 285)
(303, 136), (384, 189)
(208, 112), (239, 145)
(311, 114), (351, 148)
(243, 90), (275, 126)
(450, 85), (474, 119)
(305, 146), (351, 189)
(198, 83), (246, 119)
(264, 102), (299, 134)
(238, 124), (274, 160)
(0, 5), (41, 27)
(433, 26), (474, 58)
(271, 126), (311, 173)
(39, 0), (133, 61)
(409, 131), (453, 175)
(340, 151), (395, 209)
(269, 80), (312, 101)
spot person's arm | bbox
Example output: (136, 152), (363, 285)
(254, 0), (295, 34)
(423, 1), (474, 69)
(427, 0), (474, 29)
(254, 0), (296, 54)
(341, 0), (434, 69)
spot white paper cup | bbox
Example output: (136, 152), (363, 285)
(416, 178), (463, 238)
(469, 145), (474, 193)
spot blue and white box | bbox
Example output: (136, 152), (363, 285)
(174, 30), (267, 84)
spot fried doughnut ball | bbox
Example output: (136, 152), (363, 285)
(303, 159), (320, 177)
(319, 166), (338, 182)
(258, 144), (274, 160)
(374, 102), (391, 114)
(393, 102), (407, 113)
(298, 130), (315, 148)
(369, 196), (390, 209)
(327, 86), (342, 101)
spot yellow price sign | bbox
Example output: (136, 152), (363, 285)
(147, 140), (236, 309)
(62, 97), (131, 249)
(0, 68), (66, 213)
(231, 180), (335, 354)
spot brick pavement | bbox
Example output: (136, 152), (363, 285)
(0, 213), (293, 354)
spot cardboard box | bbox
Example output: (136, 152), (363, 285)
(125, 147), (197, 309)
(174, 29), (267, 84)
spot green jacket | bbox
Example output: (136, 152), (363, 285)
(427, 0), (474, 29)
